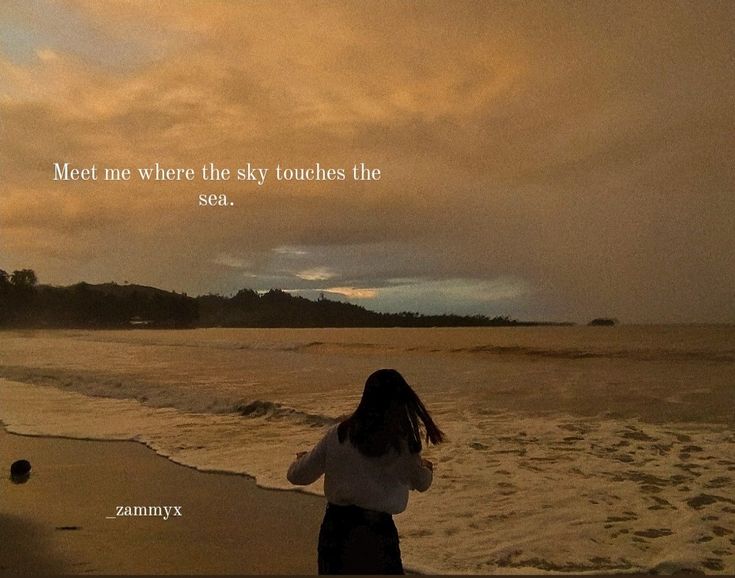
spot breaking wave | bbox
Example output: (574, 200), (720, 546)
(233, 399), (337, 427)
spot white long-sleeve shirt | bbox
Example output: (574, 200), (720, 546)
(287, 425), (433, 514)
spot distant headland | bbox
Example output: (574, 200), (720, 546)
(587, 318), (619, 326)
(0, 268), (576, 329)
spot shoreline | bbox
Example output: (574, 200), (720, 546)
(0, 425), (325, 574)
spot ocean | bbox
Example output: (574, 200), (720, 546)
(1, 326), (733, 574)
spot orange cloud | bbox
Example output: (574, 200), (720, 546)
(1, 1), (733, 321)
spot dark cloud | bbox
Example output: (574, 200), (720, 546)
(0, 1), (732, 321)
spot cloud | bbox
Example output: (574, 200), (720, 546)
(324, 287), (377, 300)
(212, 254), (252, 270)
(296, 267), (336, 282)
(0, 1), (733, 321)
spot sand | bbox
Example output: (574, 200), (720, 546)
(0, 427), (325, 574)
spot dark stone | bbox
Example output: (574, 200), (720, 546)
(10, 459), (31, 483)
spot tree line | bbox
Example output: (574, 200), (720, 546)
(0, 268), (530, 329)
(0, 269), (197, 328)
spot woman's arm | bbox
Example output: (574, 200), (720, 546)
(408, 453), (433, 492)
(286, 430), (329, 485)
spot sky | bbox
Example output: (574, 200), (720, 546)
(0, 0), (733, 323)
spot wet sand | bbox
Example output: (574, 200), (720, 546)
(0, 427), (324, 574)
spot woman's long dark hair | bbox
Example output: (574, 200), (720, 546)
(337, 369), (445, 457)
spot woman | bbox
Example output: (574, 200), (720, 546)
(287, 368), (444, 574)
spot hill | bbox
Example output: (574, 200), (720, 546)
(0, 268), (568, 328)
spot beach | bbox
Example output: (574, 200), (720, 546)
(0, 426), (323, 575)
(0, 327), (734, 574)
(3, 0), (733, 572)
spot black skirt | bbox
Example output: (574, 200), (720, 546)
(318, 503), (403, 575)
